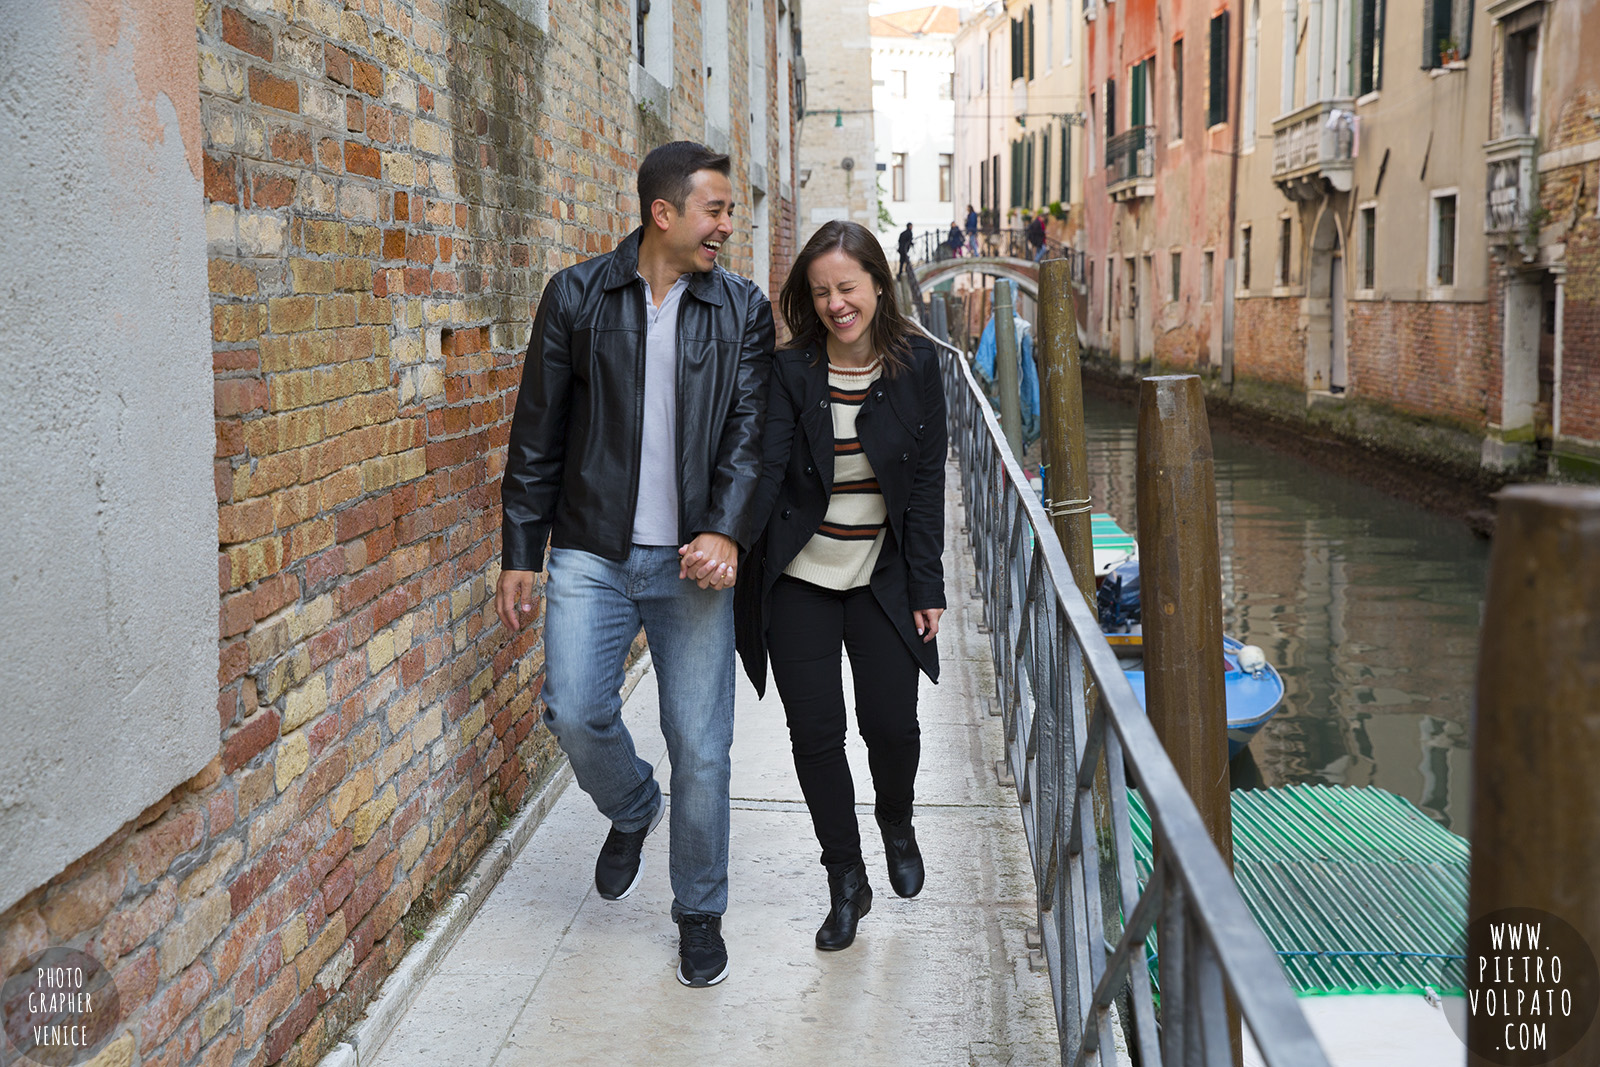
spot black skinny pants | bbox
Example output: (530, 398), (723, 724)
(767, 576), (922, 868)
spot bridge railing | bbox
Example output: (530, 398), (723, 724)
(919, 317), (1331, 1067)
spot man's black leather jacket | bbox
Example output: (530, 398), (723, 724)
(501, 228), (775, 571)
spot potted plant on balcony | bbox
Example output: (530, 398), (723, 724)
(1048, 200), (1066, 220)
(1438, 37), (1460, 65)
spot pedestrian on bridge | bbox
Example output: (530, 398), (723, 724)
(736, 219), (948, 952)
(964, 204), (978, 256)
(496, 141), (775, 988)
(897, 221), (914, 276)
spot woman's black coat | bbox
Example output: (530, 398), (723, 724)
(734, 335), (948, 697)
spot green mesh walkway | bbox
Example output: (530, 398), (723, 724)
(1127, 784), (1469, 996)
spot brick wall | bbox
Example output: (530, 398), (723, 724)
(1234, 296), (1304, 388)
(1348, 300), (1492, 428)
(0, 2), (794, 1066)
(1548, 159), (1600, 446)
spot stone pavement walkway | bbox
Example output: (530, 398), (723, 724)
(361, 467), (1059, 1066)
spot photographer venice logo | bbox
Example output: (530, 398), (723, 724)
(1452, 908), (1600, 1064)
(2, 949), (121, 1067)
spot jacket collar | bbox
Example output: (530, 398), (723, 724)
(601, 227), (725, 306)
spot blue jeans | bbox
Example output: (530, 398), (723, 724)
(542, 545), (735, 918)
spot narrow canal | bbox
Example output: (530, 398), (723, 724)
(1078, 391), (1491, 837)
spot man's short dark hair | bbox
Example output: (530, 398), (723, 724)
(638, 141), (731, 220)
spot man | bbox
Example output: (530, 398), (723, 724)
(496, 141), (774, 988)
(897, 221), (914, 276)
(1026, 213), (1047, 262)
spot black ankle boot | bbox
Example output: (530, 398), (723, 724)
(876, 812), (924, 898)
(816, 861), (873, 951)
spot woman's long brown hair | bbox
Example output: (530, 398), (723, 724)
(778, 220), (914, 376)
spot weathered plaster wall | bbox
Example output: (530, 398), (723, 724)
(0, 0), (217, 915)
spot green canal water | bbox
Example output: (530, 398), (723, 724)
(1078, 392), (1491, 837)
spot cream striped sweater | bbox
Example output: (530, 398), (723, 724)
(784, 360), (888, 589)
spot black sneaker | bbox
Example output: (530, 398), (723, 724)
(676, 913), (729, 987)
(594, 796), (664, 900)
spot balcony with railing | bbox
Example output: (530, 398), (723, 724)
(1271, 98), (1355, 200)
(1485, 135), (1538, 240)
(1105, 125), (1155, 202)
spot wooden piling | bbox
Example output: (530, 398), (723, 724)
(1468, 485), (1600, 1066)
(1137, 373), (1237, 1066)
(993, 279), (1023, 458)
(1037, 258), (1093, 607)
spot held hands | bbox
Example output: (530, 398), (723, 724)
(679, 532), (738, 589)
(496, 569), (537, 633)
(913, 607), (944, 643)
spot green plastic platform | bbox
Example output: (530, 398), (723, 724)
(1127, 784), (1469, 996)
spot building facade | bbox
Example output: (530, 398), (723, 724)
(872, 6), (960, 259)
(797, 0), (879, 248)
(0, 5), (797, 1067)
(1076, 0), (1600, 476)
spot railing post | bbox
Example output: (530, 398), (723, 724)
(994, 279), (1023, 458)
(1136, 374), (1239, 1065)
(1468, 486), (1600, 1066)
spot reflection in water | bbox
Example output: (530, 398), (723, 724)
(1081, 393), (1489, 835)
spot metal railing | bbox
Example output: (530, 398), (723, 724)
(922, 318), (1331, 1067)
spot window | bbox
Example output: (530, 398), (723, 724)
(941, 72), (955, 100)
(1207, 12), (1229, 127)
(939, 153), (952, 202)
(1431, 192), (1457, 287)
(1202, 249), (1214, 302)
(1171, 38), (1184, 140)
(1358, 0), (1385, 96)
(1277, 217), (1291, 286)
(889, 70), (907, 98)
(1045, 0), (1054, 70)
(1422, 0), (1473, 68)
(1502, 21), (1539, 137)
(1041, 130), (1051, 205)
(1241, 224), (1252, 289)
(993, 154), (1002, 212)
(1170, 250), (1182, 301)
(1011, 16), (1025, 81)
(1105, 78), (1117, 141)
(892, 152), (906, 201)
(1131, 56), (1154, 129)
(980, 162), (989, 211)
(1360, 204), (1376, 289)
(1011, 140), (1023, 206)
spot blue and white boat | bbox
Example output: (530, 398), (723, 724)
(1091, 513), (1285, 757)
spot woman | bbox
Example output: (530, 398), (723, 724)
(735, 220), (947, 951)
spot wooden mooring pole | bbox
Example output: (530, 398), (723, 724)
(1136, 374), (1239, 1065)
(1468, 485), (1600, 1066)
(1037, 259), (1093, 606)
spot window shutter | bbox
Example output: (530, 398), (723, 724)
(1131, 60), (1146, 126)
(1208, 13), (1229, 126)
(1455, 0), (1473, 59)
(1061, 122), (1070, 202)
(1421, 0), (1437, 68)
(1107, 77), (1117, 139)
